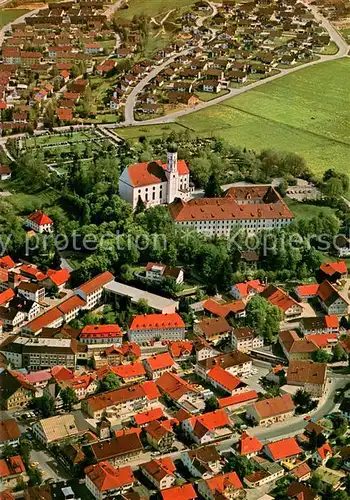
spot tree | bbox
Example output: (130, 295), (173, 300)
(332, 343), (347, 362)
(245, 295), (282, 343)
(311, 349), (332, 363)
(98, 373), (121, 393)
(32, 394), (56, 418)
(60, 387), (78, 411)
(224, 454), (256, 479)
(293, 389), (314, 413)
(1, 443), (17, 458)
(28, 466), (42, 486)
(204, 172), (222, 198)
(204, 396), (219, 413)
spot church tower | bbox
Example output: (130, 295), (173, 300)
(166, 143), (179, 204)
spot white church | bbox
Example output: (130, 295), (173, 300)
(118, 144), (193, 209)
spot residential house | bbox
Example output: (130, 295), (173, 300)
(290, 462), (312, 482)
(0, 419), (21, 449)
(198, 472), (243, 500)
(181, 409), (232, 445)
(278, 330), (318, 361)
(319, 261), (347, 282)
(261, 284), (303, 318)
(143, 352), (175, 379)
(145, 420), (175, 452)
(181, 445), (223, 479)
(0, 165), (12, 180)
(84, 462), (134, 500)
(317, 280), (349, 316)
(128, 313), (186, 344)
(133, 407), (165, 427)
(168, 340), (193, 361)
(295, 284), (319, 301)
(140, 457), (176, 490)
(195, 350), (252, 380)
(201, 80), (222, 93)
(246, 393), (295, 426)
(194, 317), (232, 345)
(300, 315), (339, 335)
(91, 433), (144, 466)
(0, 369), (36, 409)
(161, 484), (197, 500)
(41, 268), (70, 291)
(286, 360), (328, 397)
(32, 414), (80, 446)
(0, 456), (28, 490)
(145, 262), (184, 284)
(25, 211), (53, 233)
(112, 362), (146, 385)
(231, 327), (264, 352)
(218, 390), (259, 412)
(207, 366), (247, 395)
(17, 282), (45, 303)
(287, 482), (320, 500)
(232, 431), (263, 458)
(313, 442), (333, 466)
(82, 380), (160, 420)
(263, 437), (302, 463)
(155, 371), (204, 414)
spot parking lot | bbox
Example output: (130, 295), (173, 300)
(243, 364), (271, 393)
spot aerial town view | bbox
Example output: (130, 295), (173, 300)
(0, 0), (349, 497)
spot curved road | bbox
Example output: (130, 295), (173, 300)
(123, 1), (349, 126)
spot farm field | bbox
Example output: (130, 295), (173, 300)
(175, 58), (350, 176)
(0, 9), (29, 27)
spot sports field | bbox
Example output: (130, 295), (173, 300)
(0, 9), (29, 28)
(176, 58), (350, 175)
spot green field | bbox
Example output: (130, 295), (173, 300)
(119, 0), (196, 19)
(6, 188), (61, 214)
(285, 199), (338, 221)
(117, 123), (188, 140)
(176, 58), (350, 175)
(0, 9), (29, 28)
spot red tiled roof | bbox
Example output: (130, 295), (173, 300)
(203, 298), (246, 317)
(238, 431), (263, 455)
(46, 268), (70, 286)
(317, 442), (332, 460)
(0, 288), (15, 306)
(0, 456), (25, 478)
(324, 315), (339, 329)
(78, 271), (114, 295)
(56, 107), (73, 121)
(25, 369), (51, 385)
(168, 340), (193, 359)
(112, 362), (145, 379)
(84, 462), (134, 491)
(0, 256), (15, 269)
(145, 352), (174, 371)
(234, 280), (265, 297)
(130, 313), (185, 331)
(262, 285), (302, 313)
(19, 264), (46, 280)
(134, 407), (164, 426)
(141, 380), (161, 400)
(81, 324), (122, 339)
(86, 381), (159, 411)
(161, 483), (197, 500)
(265, 437), (302, 461)
(191, 409), (231, 438)
(218, 390), (258, 408)
(25, 307), (63, 333)
(0, 419), (21, 443)
(307, 333), (338, 348)
(127, 160), (189, 187)
(296, 284), (319, 297)
(292, 462), (312, 479)
(320, 261), (347, 276)
(141, 457), (176, 481)
(199, 316), (231, 339)
(156, 371), (197, 400)
(115, 427), (141, 438)
(27, 210), (53, 226)
(252, 394), (295, 419)
(205, 472), (242, 493)
(207, 366), (243, 391)
(169, 196), (294, 222)
(58, 295), (86, 314)
(51, 366), (74, 382)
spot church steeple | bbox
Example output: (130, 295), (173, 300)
(167, 143), (178, 173)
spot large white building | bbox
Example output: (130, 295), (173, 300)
(119, 145), (193, 209)
(169, 185), (294, 236)
(128, 313), (186, 343)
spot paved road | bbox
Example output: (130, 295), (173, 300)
(122, 0), (349, 127)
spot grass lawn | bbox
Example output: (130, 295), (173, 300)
(117, 122), (189, 140)
(118, 0), (197, 19)
(0, 9), (29, 28)
(315, 41), (339, 55)
(26, 131), (96, 148)
(285, 198), (338, 221)
(8, 188), (61, 214)
(195, 90), (229, 102)
(176, 58), (350, 176)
